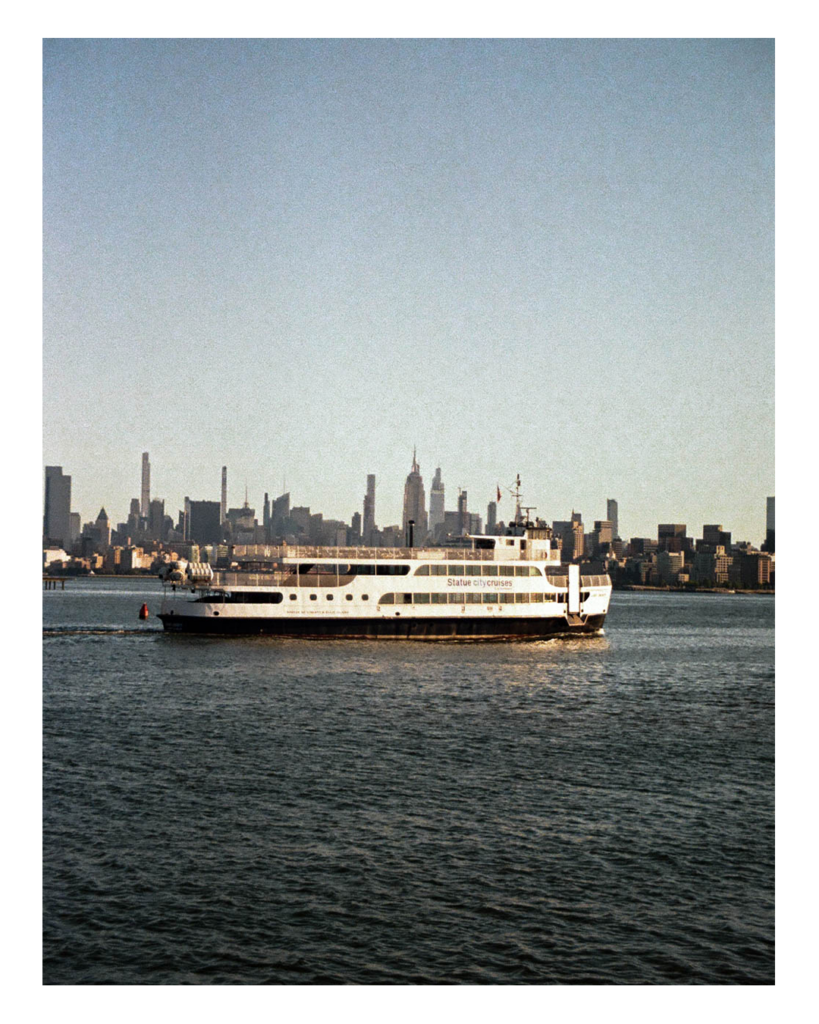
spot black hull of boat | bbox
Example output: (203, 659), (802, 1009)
(157, 613), (607, 639)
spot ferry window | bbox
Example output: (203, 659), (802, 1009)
(345, 594), (353, 601)
(362, 594), (369, 601)
(326, 594), (333, 600)
(310, 594), (317, 601)
(448, 593), (465, 604)
(431, 564), (447, 576)
(465, 565), (481, 576)
(500, 593), (514, 604)
(448, 565), (464, 576)
(380, 593), (395, 604)
(377, 565), (410, 576)
(290, 594), (297, 600)
(515, 593), (528, 603)
(531, 593), (544, 603)
(415, 565), (430, 576)
(414, 593), (430, 604)
(431, 593), (447, 604)
(466, 593), (481, 604)
(482, 565), (498, 576)
(499, 566), (514, 577)
(402, 593), (412, 604)
(482, 593), (498, 604)
(514, 566), (528, 577)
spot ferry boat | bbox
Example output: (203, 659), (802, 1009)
(157, 489), (611, 640)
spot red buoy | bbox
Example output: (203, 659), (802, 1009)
(138, 603), (149, 620)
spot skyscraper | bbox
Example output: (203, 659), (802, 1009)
(606, 499), (619, 540)
(43, 466), (71, 545)
(429, 466), (445, 533)
(141, 452), (151, 518)
(763, 496), (775, 552)
(221, 466), (228, 525)
(486, 500), (497, 534)
(363, 474), (376, 544)
(148, 498), (165, 541)
(402, 450), (428, 544)
(457, 489), (468, 536)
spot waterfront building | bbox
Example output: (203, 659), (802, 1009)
(736, 551), (773, 588)
(606, 499), (619, 540)
(402, 450), (428, 544)
(44, 466), (72, 546)
(429, 467), (445, 534)
(656, 550), (685, 585)
(141, 453), (151, 518)
(692, 548), (732, 585)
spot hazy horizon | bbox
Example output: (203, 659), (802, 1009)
(43, 39), (774, 542)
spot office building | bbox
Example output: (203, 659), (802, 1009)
(763, 496), (775, 552)
(429, 467), (445, 533)
(186, 500), (222, 545)
(141, 452), (150, 518)
(606, 499), (619, 540)
(457, 489), (468, 536)
(552, 514), (584, 562)
(402, 450), (428, 544)
(363, 474), (376, 544)
(148, 498), (165, 541)
(658, 524), (687, 553)
(486, 500), (497, 534)
(221, 466), (228, 525)
(43, 466), (72, 545)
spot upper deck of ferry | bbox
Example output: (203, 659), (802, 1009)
(230, 527), (558, 566)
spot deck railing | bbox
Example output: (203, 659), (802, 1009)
(230, 544), (497, 562)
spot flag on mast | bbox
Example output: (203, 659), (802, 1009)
(496, 485), (502, 502)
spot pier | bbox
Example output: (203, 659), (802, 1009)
(43, 577), (67, 590)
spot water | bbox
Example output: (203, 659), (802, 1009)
(43, 580), (774, 984)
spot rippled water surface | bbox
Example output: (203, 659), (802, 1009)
(43, 580), (774, 984)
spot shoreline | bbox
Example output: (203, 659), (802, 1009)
(615, 584), (774, 596)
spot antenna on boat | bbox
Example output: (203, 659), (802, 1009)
(507, 474), (523, 526)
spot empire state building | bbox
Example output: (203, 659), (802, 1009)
(402, 449), (428, 545)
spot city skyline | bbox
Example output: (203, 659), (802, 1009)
(46, 447), (774, 549)
(44, 39), (773, 541)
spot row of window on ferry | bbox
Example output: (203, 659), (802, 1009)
(380, 591), (587, 605)
(198, 590), (591, 605)
(290, 563), (544, 577)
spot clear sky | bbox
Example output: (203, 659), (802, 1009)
(43, 38), (774, 542)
